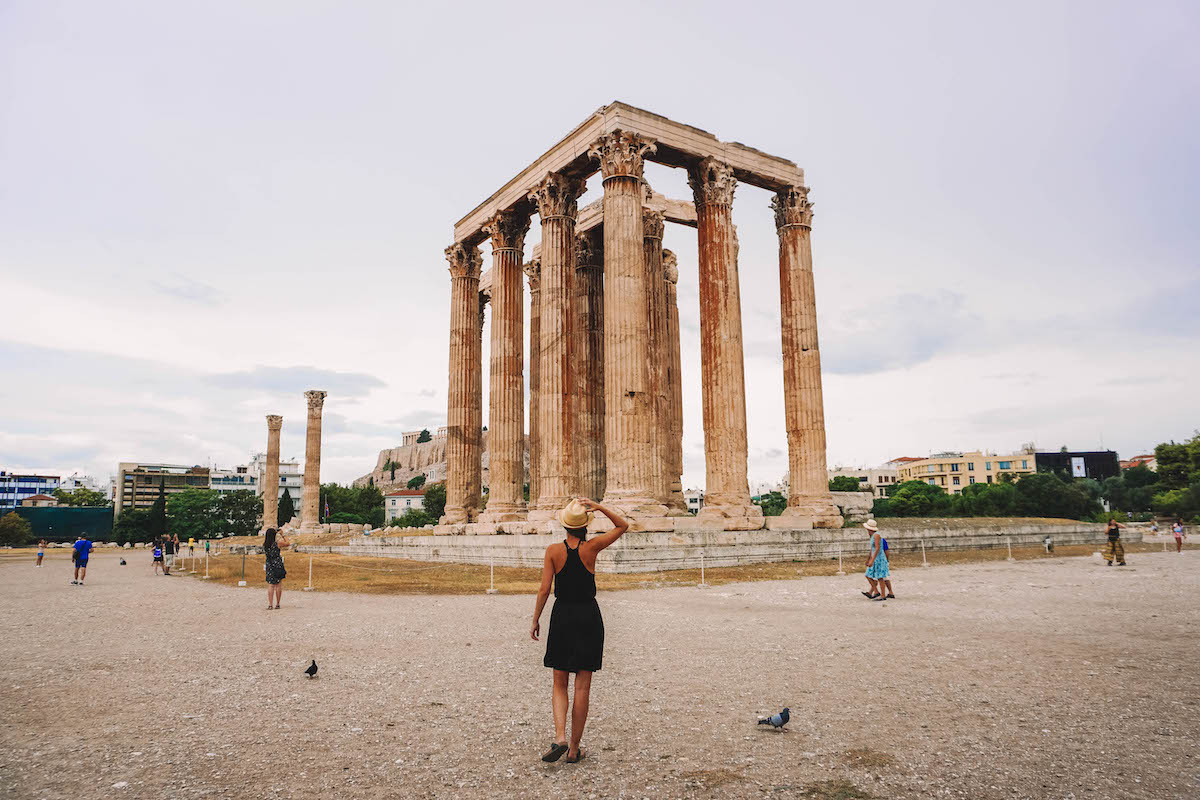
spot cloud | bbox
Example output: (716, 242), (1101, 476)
(382, 410), (443, 429)
(207, 366), (385, 398)
(821, 291), (976, 375)
(150, 274), (227, 306)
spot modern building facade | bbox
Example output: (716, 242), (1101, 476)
(247, 452), (304, 510)
(896, 451), (1037, 494)
(58, 472), (105, 494)
(0, 471), (61, 511)
(1035, 450), (1120, 481)
(827, 467), (899, 498)
(113, 463), (210, 516)
(210, 465), (258, 496)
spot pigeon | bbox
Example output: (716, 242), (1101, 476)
(758, 708), (790, 729)
(304, 660), (318, 678)
(120, 559), (127, 565)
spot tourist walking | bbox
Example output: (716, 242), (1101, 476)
(71, 535), (92, 585)
(1173, 519), (1186, 553)
(36, 539), (46, 567)
(163, 534), (177, 575)
(862, 519), (889, 601)
(530, 497), (628, 764)
(263, 528), (289, 609)
(152, 540), (164, 574)
(1103, 518), (1127, 566)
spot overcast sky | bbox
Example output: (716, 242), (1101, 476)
(2, 0), (1197, 490)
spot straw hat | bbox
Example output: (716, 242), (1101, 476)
(862, 519), (879, 532)
(557, 499), (594, 529)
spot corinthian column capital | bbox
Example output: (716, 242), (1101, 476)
(523, 258), (541, 291)
(688, 157), (737, 208)
(266, 414), (283, 431)
(445, 243), (483, 279)
(304, 390), (327, 411)
(575, 231), (602, 270)
(771, 185), (814, 231)
(528, 173), (585, 220)
(482, 208), (531, 252)
(663, 249), (679, 284)
(642, 208), (665, 241)
(588, 130), (656, 181)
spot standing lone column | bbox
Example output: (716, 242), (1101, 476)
(662, 250), (686, 512)
(263, 414), (283, 530)
(443, 243), (484, 524)
(689, 157), (762, 525)
(773, 186), (843, 527)
(574, 231), (605, 501)
(589, 130), (666, 517)
(300, 390), (327, 531)
(524, 259), (542, 510)
(479, 208), (531, 523)
(643, 208), (670, 504)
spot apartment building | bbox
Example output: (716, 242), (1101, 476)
(0, 471), (61, 511)
(113, 462), (210, 516)
(896, 451), (1036, 494)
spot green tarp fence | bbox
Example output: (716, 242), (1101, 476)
(14, 507), (113, 542)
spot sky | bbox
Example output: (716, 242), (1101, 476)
(2, 0), (1197, 491)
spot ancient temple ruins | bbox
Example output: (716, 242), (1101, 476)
(442, 102), (841, 532)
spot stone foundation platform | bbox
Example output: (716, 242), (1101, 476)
(295, 522), (1139, 574)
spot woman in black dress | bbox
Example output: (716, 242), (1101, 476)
(263, 527), (290, 609)
(530, 497), (628, 764)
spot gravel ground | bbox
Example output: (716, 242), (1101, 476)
(2, 550), (1198, 799)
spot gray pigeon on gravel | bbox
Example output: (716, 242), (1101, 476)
(758, 708), (789, 728)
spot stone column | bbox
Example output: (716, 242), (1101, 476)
(772, 186), (843, 527)
(662, 250), (687, 512)
(524, 259), (542, 510)
(471, 290), (488, 512)
(300, 390), (327, 531)
(688, 157), (762, 526)
(529, 173), (585, 514)
(588, 130), (666, 516)
(443, 243), (484, 524)
(263, 414), (283, 530)
(574, 230), (605, 501)
(643, 208), (669, 504)
(479, 208), (530, 523)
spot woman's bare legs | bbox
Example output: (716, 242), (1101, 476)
(1177, 538), (1183, 553)
(552, 670), (569, 746)
(568, 670), (592, 758)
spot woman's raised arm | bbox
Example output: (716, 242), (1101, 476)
(578, 498), (629, 553)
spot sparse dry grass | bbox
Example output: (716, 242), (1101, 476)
(844, 747), (895, 769)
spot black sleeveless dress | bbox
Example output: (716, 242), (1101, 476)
(543, 540), (604, 673)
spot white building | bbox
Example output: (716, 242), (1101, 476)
(210, 464), (258, 496)
(386, 489), (426, 521)
(246, 452), (304, 509)
(58, 472), (105, 494)
(826, 466), (900, 498)
(683, 488), (704, 515)
(1, 471), (61, 511)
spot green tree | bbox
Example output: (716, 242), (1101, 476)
(1155, 441), (1191, 489)
(112, 508), (154, 545)
(167, 489), (221, 540)
(828, 476), (863, 493)
(219, 490), (262, 537)
(329, 511), (367, 524)
(148, 478), (168, 539)
(277, 488), (296, 525)
(407, 474), (427, 489)
(887, 481), (952, 516)
(417, 428), (432, 443)
(393, 509), (435, 527)
(0, 511), (33, 546)
(753, 490), (787, 516)
(52, 487), (112, 507)
(423, 482), (446, 520)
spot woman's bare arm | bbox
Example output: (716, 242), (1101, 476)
(579, 498), (629, 553)
(530, 547), (555, 641)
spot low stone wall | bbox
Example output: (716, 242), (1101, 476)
(294, 522), (1140, 574)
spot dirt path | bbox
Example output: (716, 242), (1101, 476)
(2, 550), (1197, 799)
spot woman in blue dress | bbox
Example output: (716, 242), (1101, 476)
(863, 519), (889, 602)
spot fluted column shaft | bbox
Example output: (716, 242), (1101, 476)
(589, 131), (666, 515)
(300, 390), (327, 529)
(643, 210), (669, 503)
(773, 186), (842, 527)
(479, 209), (530, 522)
(263, 415), (283, 529)
(574, 231), (606, 501)
(524, 261), (542, 509)
(689, 158), (761, 521)
(530, 174), (585, 511)
(443, 244), (483, 524)
(663, 251), (686, 511)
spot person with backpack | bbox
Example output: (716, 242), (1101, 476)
(71, 535), (93, 585)
(152, 540), (164, 575)
(860, 519), (890, 602)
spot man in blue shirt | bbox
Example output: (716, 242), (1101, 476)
(72, 535), (93, 585)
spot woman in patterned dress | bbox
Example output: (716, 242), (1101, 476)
(1103, 518), (1126, 566)
(864, 519), (889, 602)
(263, 527), (289, 609)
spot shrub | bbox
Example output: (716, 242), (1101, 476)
(0, 512), (33, 546)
